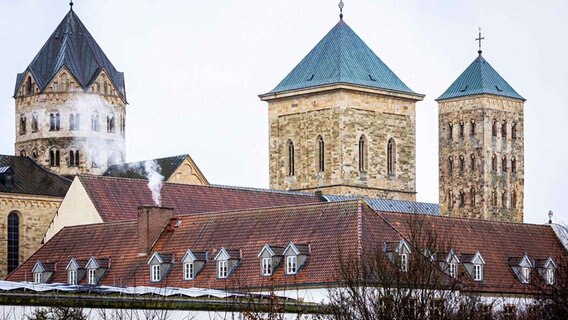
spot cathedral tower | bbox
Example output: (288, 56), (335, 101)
(437, 38), (525, 222)
(260, 14), (424, 201)
(13, 4), (126, 176)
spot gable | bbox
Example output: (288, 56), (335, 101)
(44, 177), (102, 242)
(214, 248), (230, 261)
(85, 257), (99, 270)
(148, 253), (163, 265)
(31, 262), (45, 273)
(65, 259), (79, 271)
(167, 156), (209, 185)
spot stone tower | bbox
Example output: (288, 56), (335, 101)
(259, 16), (424, 201)
(13, 5), (126, 176)
(437, 48), (525, 222)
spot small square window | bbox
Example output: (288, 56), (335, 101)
(184, 262), (194, 280)
(286, 256), (297, 275)
(218, 260), (228, 279)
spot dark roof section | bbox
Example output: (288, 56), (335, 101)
(264, 19), (420, 97)
(0, 155), (71, 197)
(437, 54), (524, 101)
(103, 155), (191, 181)
(78, 176), (323, 222)
(324, 194), (440, 215)
(14, 9), (126, 102)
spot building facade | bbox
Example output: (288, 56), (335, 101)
(13, 7), (127, 177)
(260, 18), (424, 201)
(437, 52), (525, 222)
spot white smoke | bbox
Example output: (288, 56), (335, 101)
(144, 160), (164, 206)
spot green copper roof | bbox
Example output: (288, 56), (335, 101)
(437, 54), (524, 101)
(268, 19), (417, 95)
(14, 9), (126, 102)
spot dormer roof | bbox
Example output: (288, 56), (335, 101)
(214, 248), (240, 261)
(263, 19), (421, 98)
(148, 252), (173, 265)
(257, 244), (284, 258)
(181, 250), (208, 262)
(437, 54), (524, 101)
(14, 8), (126, 102)
(461, 251), (485, 265)
(508, 254), (533, 268)
(384, 239), (411, 254)
(284, 242), (310, 256)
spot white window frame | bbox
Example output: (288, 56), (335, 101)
(286, 256), (297, 275)
(546, 268), (554, 285)
(449, 262), (457, 278)
(88, 268), (97, 285)
(401, 253), (408, 272)
(184, 262), (194, 280)
(473, 264), (483, 281)
(68, 270), (77, 285)
(151, 264), (161, 282)
(521, 266), (530, 283)
(261, 257), (272, 276)
(34, 272), (42, 284)
(218, 260), (228, 279)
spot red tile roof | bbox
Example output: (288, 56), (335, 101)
(378, 212), (567, 294)
(79, 176), (323, 222)
(8, 200), (567, 295)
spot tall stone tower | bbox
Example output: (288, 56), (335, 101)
(259, 15), (424, 201)
(13, 4), (126, 176)
(437, 44), (525, 222)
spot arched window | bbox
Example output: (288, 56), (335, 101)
(56, 113), (60, 130)
(55, 150), (60, 167)
(31, 113), (38, 132)
(107, 115), (115, 133)
(287, 140), (295, 176)
(358, 135), (368, 173)
(316, 135), (324, 173)
(502, 156), (507, 172)
(448, 123), (453, 140)
(511, 122), (517, 140)
(49, 150), (55, 166)
(448, 190), (454, 209)
(91, 112), (100, 132)
(387, 138), (396, 176)
(470, 188), (476, 207)
(492, 188), (498, 207)
(7, 212), (20, 273)
(511, 157), (517, 173)
(69, 150), (80, 167)
(32, 149), (38, 159)
(448, 156), (454, 175)
(459, 121), (464, 138)
(25, 77), (32, 96)
(470, 154), (476, 172)
(502, 190), (507, 208)
(69, 114), (75, 130)
(19, 115), (26, 135)
(511, 191), (517, 208)
(501, 120), (507, 138)
(470, 119), (476, 137)
(492, 119), (497, 137)
(49, 114), (55, 131)
(459, 190), (465, 208)
(20, 150), (26, 157)
(492, 154), (497, 172)
(459, 155), (465, 175)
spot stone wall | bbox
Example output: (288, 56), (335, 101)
(266, 88), (418, 201)
(0, 193), (62, 279)
(438, 95), (524, 222)
(14, 69), (126, 176)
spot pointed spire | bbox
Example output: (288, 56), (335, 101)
(476, 26), (485, 55)
(338, 0), (344, 20)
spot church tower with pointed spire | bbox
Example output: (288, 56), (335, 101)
(260, 7), (424, 200)
(13, 3), (127, 176)
(437, 33), (525, 222)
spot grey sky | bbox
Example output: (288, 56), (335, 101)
(1, 0), (567, 225)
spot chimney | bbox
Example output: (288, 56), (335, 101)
(137, 205), (174, 256)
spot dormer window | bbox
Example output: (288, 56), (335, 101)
(286, 256), (297, 275)
(521, 266), (530, 284)
(546, 268), (554, 285)
(461, 251), (485, 282)
(509, 254), (533, 284)
(438, 250), (460, 279)
(34, 272), (42, 284)
(68, 269), (77, 285)
(258, 244), (284, 277)
(147, 252), (173, 283)
(535, 256), (556, 285)
(65, 258), (86, 285)
(449, 262), (457, 278)
(384, 239), (412, 272)
(88, 268), (97, 284)
(283, 242), (310, 276)
(214, 248), (241, 279)
(84, 256), (109, 285)
(181, 249), (207, 280)
(31, 261), (55, 284)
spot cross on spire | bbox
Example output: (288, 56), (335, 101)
(339, 0), (344, 20)
(476, 27), (485, 55)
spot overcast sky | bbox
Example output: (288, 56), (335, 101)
(1, 0), (567, 225)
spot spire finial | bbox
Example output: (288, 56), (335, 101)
(338, 0), (344, 20)
(548, 210), (554, 224)
(476, 26), (485, 55)
(69, 1), (74, 11)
